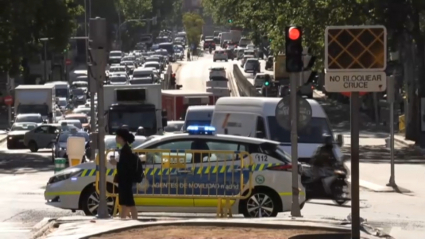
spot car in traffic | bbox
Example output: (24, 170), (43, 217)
(130, 68), (155, 85)
(244, 58), (261, 73)
(64, 114), (90, 132)
(24, 124), (60, 152)
(53, 127), (89, 159)
(44, 126), (306, 217)
(109, 74), (129, 85)
(109, 51), (123, 64)
(203, 39), (216, 50)
(163, 121), (184, 135)
(209, 66), (227, 80)
(6, 122), (38, 149)
(58, 119), (82, 130)
(240, 55), (255, 67)
(14, 113), (44, 124)
(213, 50), (228, 62)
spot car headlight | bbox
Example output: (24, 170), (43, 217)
(48, 168), (84, 184)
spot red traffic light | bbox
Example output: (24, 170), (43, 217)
(288, 27), (300, 40)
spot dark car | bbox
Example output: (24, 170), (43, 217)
(225, 49), (235, 60)
(7, 122), (38, 149)
(203, 39), (216, 50)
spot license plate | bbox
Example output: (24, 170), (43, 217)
(19, 139), (24, 142)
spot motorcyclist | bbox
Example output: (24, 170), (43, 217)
(309, 134), (338, 193)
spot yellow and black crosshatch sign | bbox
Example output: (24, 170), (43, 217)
(325, 26), (387, 71)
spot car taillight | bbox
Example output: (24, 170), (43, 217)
(311, 85), (315, 89)
(224, 52), (227, 54)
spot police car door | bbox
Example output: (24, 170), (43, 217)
(190, 139), (249, 209)
(143, 139), (195, 209)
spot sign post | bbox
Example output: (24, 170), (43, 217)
(386, 76), (396, 187)
(89, 17), (108, 218)
(324, 25), (387, 239)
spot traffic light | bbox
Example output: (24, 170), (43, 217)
(285, 26), (303, 72)
(228, 19), (232, 23)
(264, 74), (271, 86)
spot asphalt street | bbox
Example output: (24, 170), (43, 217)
(0, 52), (424, 238)
(0, 135), (82, 239)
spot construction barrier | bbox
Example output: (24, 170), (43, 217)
(95, 149), (254, 217)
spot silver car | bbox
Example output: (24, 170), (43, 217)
(24, 124), (60, 152)
(213, 50), (228, 62)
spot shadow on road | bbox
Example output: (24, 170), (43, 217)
(341, 145), (425, 164)
(0, 151), (53, 174)
(316, 96), (388, 134)
(307, 201), (355, 208)
(316, 94), (424, 164)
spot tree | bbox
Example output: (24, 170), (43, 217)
(0, 0), (83, 75)
(203, 0), (425, 143)
(182, 13), (204, 49)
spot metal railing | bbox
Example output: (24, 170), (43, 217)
(95, 149), (254, 217)
(232, 64), (261, 96)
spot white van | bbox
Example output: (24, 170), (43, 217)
(183, 105), (215, 131)
(45, 81), (70, 99)
(211, 97), (343, 163)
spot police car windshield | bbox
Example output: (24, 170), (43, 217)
(267, 117), (332, 144)
(105, 137), (146, 149)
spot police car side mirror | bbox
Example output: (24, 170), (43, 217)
(336, 134), (343, 147)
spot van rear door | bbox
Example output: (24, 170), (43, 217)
(211, 112), (256, 136)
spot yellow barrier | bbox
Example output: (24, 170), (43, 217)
(95, 149), (254, 218)
(399, 114), (405, 132)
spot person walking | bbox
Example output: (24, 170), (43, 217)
(110, 128), (138, 219)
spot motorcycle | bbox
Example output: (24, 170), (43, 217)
(301, 164), (349, 205)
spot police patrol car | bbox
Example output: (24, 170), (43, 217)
(44, 126), (306, 217)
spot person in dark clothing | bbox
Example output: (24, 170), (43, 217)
(311, 134), (336, 168)
(109, 128), (137, 219)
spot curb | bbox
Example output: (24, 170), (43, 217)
(78, 219), (351, 239)
(347, 178), (394, 192)
(31, 217), (55, 239)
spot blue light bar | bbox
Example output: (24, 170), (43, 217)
(187, 125), (216, 135)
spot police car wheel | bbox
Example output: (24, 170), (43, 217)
(81, 186), (115, 216)
(242, 190), (279, 218)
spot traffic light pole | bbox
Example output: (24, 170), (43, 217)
(290, 72), (301, 217)
(89, 17), (109, 219)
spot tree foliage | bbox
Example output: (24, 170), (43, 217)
(203, 0), (425, 142)
(203, 0), (425, 68)
(182, 13), (205, 48)
(0, 0), (83, 74)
